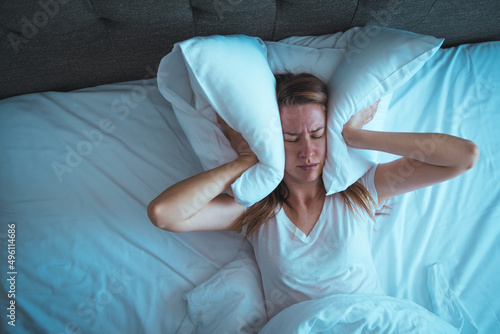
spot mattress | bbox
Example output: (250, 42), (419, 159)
(0, 41), (499, 333)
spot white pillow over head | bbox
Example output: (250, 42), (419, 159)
(158, 35), (284, 207)
(157, 26), (443, 206)
(324, 26), (443, 193)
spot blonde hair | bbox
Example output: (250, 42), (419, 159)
(230, 72), (377, 238)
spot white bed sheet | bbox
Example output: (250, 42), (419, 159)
(373, 42), (500, 333)
(0, 79), (246, 333)
(0, 41), (499, 333)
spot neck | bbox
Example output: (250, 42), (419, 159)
(285, 178), (326, 206)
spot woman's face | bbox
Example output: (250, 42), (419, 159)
(280, 103), (327, 186)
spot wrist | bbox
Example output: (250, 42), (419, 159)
(235, 154), (258, 168)
(343, 128), (374, 150)
(342, 127), (361, 148)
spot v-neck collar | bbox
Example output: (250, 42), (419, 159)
(279, 196), (328, 242)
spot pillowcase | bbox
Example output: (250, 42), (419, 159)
(322, 26), (443, 194)
(157, 35), (284, 207)
(182, 242), (267, 333)
(157, 26), (443, 206)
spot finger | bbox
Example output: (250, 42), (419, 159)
(216, 114), (233, 135)
(216, 113), (226, 127)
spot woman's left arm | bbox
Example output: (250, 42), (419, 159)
(343, 102), (480, 205)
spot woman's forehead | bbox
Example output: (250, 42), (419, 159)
(280, 104), (326, 131)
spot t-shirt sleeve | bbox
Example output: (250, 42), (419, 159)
(358, 164), (385, 211)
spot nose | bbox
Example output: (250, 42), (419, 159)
(299, 138), (315, 158)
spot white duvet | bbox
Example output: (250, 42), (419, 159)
(258, 262), (479, 333)
(260, 294), (457, 333)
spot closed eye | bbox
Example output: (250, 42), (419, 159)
(283, 128), (324, 142)
(311, 128), (324, 138)
(285, 135), (323, 142)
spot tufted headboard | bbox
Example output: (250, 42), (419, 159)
(1, 0), (499, 100)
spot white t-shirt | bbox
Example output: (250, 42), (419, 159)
(248, 164), (385, 319)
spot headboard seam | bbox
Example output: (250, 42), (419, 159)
(349, 0), (361, 27)
(271, 0), (279, 40)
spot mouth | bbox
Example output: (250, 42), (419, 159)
(298, 163), (319, 171)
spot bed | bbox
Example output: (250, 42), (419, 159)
(1, 1), (499, 333)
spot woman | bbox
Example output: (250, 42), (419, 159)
(147, 72), (479, 318)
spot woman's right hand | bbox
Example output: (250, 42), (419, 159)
(217, 114), (258, 164)
(147, 113), (258, 233)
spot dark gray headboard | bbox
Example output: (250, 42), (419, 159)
(1, 0), (499, 100)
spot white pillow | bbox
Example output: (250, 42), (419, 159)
(157, 35), (284, 207)
(183, 242), (267, 333)
(321, 26), (443, 194)
(157, 27), (443, 206)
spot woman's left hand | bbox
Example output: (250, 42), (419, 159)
(342, 99), (379, 147)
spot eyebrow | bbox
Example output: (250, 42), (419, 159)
(283, 127), (324, 136)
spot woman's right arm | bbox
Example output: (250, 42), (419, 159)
(147, 115), (257, 232)
(147, 156), (256, 232)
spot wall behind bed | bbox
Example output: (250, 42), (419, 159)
(1, 0), (499, 100)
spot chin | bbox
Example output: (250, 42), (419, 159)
(306, 173), (323, 183)
(290, 172), (322, 185)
